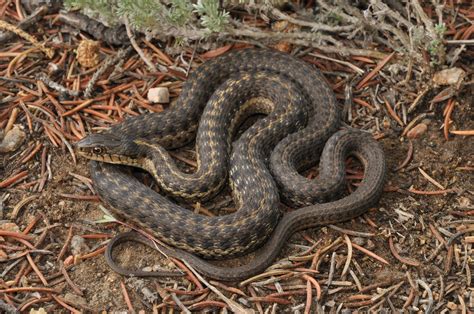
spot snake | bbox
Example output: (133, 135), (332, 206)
(103, 129), (386, 281)
(76, 48), (387, 280)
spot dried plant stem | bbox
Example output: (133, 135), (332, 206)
(124, 16), (156, 72)
(0, 19), (53, 58)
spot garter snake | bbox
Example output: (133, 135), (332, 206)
(103, 129), (386, 281)
(76, 49), (386, 276)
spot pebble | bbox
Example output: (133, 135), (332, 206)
(407, 123), (428, 139)
(433, 67), (466, 86)
(71, 235), (90, 255)
(458, 197), (471, 208)
(64, 292), (87, 307)
(0, 222), (20, 233)
(351, 237), (367, 246)
(0, 249), (7, 261)
(0, 124), (26, 153)
(446, 301), (458, 310)
(147, 87), (170, 103)
(29, 309), (47, 314)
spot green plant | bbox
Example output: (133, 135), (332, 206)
(193, 0), (230, 33)
(168, 0), (194, 26)
(65, 0), (230, 33)
(428, 23), (446, 65)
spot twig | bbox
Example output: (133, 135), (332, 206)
(328, 225), (374, 237)
(418, 168), (446, 190)
(0, 5), (50, 43)
(57, 226), (74, 261)
(394, 140), (413, 171)
(304, 280), (312, 314)
(388, 237), (421, 267)
(0, 287), (58, 293)
(11, 195), (38, 219)
(270, 7), (356, 32)
(170, 293), (191, 313)
(411, 0), (437, 39)
(84, 47), (133, 98)
(124, 16), (156, 72)
(57, 11), (128, 46)
(0, 170), (28, 188)
(180, 260), (252, 313)
(52, 295), (81, 314)
(341, 235), (353, 277)
(446, 227), (474, 247)
(351, 243), (390, 265)
(356, 52), (395, 89)
(308, 52), (364, 74)
(5, 107), (19, 133)
(36, 73), (80, 97)
(450, 129), (474, 136)
(120, 281), (135, 313)
(444, 99), (456, 140)
(383, 98), (404, 126)
(445, 39), (474, 45)
(0, 19), (53, 58)
(408, 188), (455, 195)
(26, 253), (48, 286)
(60, 266), (84, 296)
(416, 279), (434, 314)
(326, 251), (337, 288)
(302, 274), (321, 301)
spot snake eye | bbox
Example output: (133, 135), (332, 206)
(92, 147), (103, 154)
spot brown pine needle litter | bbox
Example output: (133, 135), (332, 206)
(0, 0), (472, 312)
(0, 19), (54, 58)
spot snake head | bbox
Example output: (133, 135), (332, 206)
(76, 133), (141, 166)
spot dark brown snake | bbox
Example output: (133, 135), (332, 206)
(76, 48), (386, 281)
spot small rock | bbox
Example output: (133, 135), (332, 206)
(433, 67), (466, 87)
(0, 124), (26, 153)
(0, 249), (7, 261)
(29, 308), (48, 314)
(352, 237), (367, 246)
(70, 235), (89, 255)
(0, 222), (20, 233)
(366, 239), (375, 249)
(458, 197), (471, 208)
(382, 116), (391, 129)
(272, 41), (292, 53)
(64, 293), (87, 307)
(142, 266), (153, 272)
(147, 87), (170, 103)
(407, 123), (428, 139)
(446, 301), (458, 310)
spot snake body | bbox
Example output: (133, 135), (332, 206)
(104, 130), (386, 281)
(76, 49), (387, 278)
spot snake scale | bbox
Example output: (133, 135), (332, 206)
(77, 48), (386, 281)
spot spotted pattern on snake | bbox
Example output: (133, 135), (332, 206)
(76, 49), (385, 263)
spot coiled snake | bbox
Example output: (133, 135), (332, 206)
(77, 48), (386, 281)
